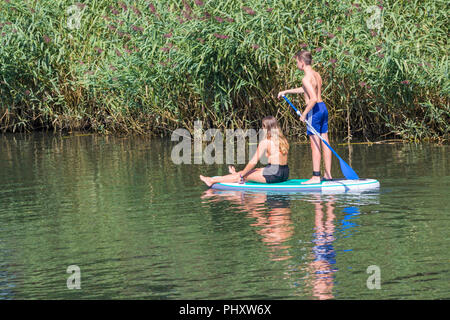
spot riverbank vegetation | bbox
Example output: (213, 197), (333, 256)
(0, 0), (448, 141)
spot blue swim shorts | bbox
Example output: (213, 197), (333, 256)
(306, 102), (329, 136)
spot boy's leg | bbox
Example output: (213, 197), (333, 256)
(320, 133), (332, 180)
(302, 135), (322, 184)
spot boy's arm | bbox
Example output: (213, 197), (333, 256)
(277, 87), (304, 98)
(300, 78), (317, 122)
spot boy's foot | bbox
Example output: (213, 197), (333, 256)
(301, 176), (322, 184)
(200, 175), (213, 187)
(322, 175), (333, 181)
(228, 165), (236, 174)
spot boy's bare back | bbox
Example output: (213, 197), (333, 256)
(302, 70), (323, 104)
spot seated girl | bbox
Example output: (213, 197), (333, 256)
(200, 116), (289, 187)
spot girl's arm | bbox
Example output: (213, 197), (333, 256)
(239, 140), (268, 177)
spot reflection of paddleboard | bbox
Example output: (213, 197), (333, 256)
(211, 179), (380, 193)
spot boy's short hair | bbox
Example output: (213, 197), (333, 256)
(294, 50), (312, 65)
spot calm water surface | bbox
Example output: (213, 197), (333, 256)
(0, 133), (448, 299)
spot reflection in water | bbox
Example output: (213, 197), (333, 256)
(305, 195), (338, 300)
(202, 190), (375, 300)
(339, 206), (361, 239)
(202, 190), (294, 261)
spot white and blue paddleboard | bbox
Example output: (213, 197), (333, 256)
(211, 178), (380, 193)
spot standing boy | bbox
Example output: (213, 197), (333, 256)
(278, 50), (332, 184)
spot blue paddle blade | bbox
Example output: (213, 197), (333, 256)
(338, 157), (360, 180)
(317, 134), (360, 180)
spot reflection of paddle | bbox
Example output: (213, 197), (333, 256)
(282, 95), (359, 180)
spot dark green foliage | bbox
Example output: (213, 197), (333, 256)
(0, 0), (448, 141)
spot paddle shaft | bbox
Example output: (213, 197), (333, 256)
(282, 95), (339, 158)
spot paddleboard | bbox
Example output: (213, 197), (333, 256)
(211, 178), (380, 193)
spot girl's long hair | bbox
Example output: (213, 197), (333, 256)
(262, 116), (289, 155)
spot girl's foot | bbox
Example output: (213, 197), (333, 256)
(200, 189), (215, 199)
(200, 175), (213, 187)
(228, 165), (236, 174)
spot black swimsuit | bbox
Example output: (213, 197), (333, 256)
(262, 164), (289, 183)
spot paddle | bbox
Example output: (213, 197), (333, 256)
(282, 95), (360, 180)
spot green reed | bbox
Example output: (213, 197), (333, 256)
(0, 0), (448, 141)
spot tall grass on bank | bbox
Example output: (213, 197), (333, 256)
(0, 0), (448, 141)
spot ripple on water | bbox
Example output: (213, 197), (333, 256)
(0, 136), (448, 299)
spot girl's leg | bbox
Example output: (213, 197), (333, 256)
(320, 133), (332, 180)
(244, 168), (267, 183)
(200, 173), (240, 187)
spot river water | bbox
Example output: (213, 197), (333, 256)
(0, 133), (448, 299)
